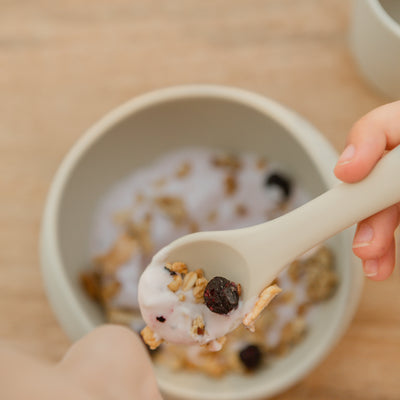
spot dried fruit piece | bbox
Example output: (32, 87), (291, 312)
(239, 344), (262, 370)
(265, 172), (292, 199)
(204, 277), (240, 315)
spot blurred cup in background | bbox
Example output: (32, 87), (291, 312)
(350, 0), (400, 99)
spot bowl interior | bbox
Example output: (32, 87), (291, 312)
(55, 94), (353, 400)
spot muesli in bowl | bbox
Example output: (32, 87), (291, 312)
(81, 147), (338, 377)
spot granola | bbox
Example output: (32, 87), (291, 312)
(141, 326), (163, 350)
(154, 196), (188, 225)
(242, 285), (282, 332)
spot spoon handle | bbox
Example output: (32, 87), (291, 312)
(242, 145), (400, 286)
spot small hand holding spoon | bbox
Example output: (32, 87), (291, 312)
(139, 145), (400, 348)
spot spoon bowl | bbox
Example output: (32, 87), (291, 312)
(156, 231), (249, 297)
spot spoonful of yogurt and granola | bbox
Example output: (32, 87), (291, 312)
(139, 145), (400, 350)
(139, 256), (281, 351)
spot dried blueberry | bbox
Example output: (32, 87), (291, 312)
(156, 316), (166, 323)
(265, 172), (292, 199)
(204, 276), (240, 315)
(239, 344), (262, 370)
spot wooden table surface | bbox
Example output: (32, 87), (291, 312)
(1, 0), (399, 398)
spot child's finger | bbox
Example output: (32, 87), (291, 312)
(58, 325), (163, 400)
(334, 101), (400, 183)
(352, 204), (400, 260)
(363, 238), (396, 281)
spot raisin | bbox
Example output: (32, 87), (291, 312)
(239, 344), (262, 370)
(203, 276), (240, 315)
(156, 316), (166, 323)
(265, 172), (292, 199)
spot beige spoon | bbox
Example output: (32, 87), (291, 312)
(143, 145), (400, 304)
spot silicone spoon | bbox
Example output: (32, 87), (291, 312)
(139, 146), (400, 344)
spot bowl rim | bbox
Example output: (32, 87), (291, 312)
(40, 84), (364, 400)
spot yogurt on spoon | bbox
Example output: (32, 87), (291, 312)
(138, 254), (281, 351)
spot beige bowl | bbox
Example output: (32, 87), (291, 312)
(40, 85), (363, 400)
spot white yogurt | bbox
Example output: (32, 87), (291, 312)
(139, 253), (257, 346)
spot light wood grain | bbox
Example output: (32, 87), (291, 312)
(1, 0), (399, 398)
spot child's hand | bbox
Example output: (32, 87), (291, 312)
(334, 101), (400, 281)
(1, 325), (163, 400)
